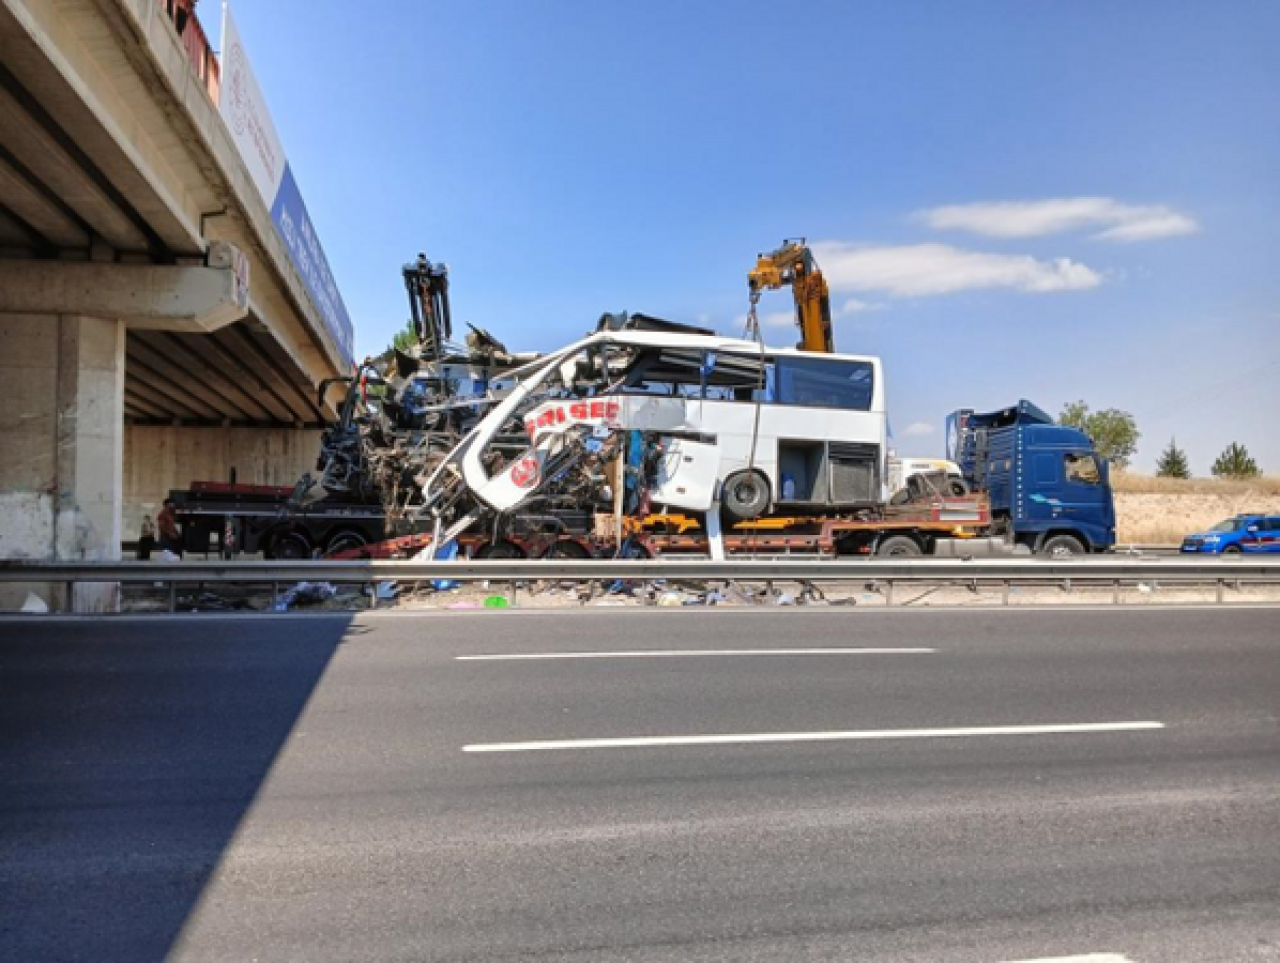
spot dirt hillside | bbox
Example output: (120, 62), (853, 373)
(1112, 474), (1280, 544)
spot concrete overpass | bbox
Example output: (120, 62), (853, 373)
(0, 0), (355, 608)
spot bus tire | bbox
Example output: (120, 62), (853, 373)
(877, 535), (923, 557)
(721, 470), (770, 522)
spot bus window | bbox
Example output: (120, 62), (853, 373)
(774, 356), (874, 410)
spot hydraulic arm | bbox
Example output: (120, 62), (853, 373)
(747, 239), (834, 353)
(403, 253), (452, 361)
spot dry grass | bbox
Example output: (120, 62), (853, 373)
(1111, 472), (1280, 496)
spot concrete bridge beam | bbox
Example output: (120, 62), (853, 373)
(0, 241), (249, 332)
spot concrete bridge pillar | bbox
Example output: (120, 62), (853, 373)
(1, 313), (125, 612)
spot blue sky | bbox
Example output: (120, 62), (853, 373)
(224, 1), (1279, 472)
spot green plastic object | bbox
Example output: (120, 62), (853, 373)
(483, 595), (510, 608)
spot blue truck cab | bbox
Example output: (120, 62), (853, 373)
(947, 400), (1116, 555)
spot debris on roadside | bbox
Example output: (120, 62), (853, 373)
(271, 581), (338, 612)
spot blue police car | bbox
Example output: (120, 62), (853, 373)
(1180, 514), (1280, 554)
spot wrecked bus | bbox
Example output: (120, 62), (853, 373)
(447, 330), (885, 517)
(411, 326), (998, 558)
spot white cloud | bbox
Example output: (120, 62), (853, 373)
(811, 241), (1102, 297)
(760, 310), (796, 328)
(839, 298), (883, 315)
(902, 421), (935, 437)
(917, 197), (1197, 243)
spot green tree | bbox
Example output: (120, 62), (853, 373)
(1058, 400), (1140, 469)
(1211, 442), (1260, 479)
(1155, 438), (1191, 479)
(391, 318), (418, 353)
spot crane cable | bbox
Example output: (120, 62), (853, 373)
(740, 295), (768, 554)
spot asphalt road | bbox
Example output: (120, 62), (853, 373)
(2, 607), (1279, 962)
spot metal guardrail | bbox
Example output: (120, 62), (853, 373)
(3, 557), (1279, 583)
(3, 557), (1280, 612)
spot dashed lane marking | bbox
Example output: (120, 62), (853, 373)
(463, 721), (1165, 753)
(456, 647), (935, 661)
(1002, 954), (1136, 963)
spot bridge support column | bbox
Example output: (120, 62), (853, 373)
(1, 313), (124, 612)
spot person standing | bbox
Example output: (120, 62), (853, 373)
(138, 514), (157, 561)
(157, 499), (182, 557)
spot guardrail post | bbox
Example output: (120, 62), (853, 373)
(1113, 580), (1121, 605)
(885, 580), (894, 607)
(1216, 579), (1224, 605)
(509, 579), (518, 607)
(1001, 580), (1010, 606)
(168, 582), (176, 613)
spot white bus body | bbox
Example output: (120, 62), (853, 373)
(422, 330), (887, 520)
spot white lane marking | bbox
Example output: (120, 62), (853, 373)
(456, 647), (934, 661)
(463, 721), (1165, 753)
(1002, 955), (1136, 963)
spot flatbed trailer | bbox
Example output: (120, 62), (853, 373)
(171, 481), (388, 558)
(328, 494), (994, 560)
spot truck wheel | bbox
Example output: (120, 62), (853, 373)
(270, 531), (312, 560)
(721, 470), (770, 522)
(1040, 534), (1085, 557)
(325, 529), (369, 558)
(475, 540), (525, 559)
(545, 540), (591, 559)
(877, 535), (923, 557)
(948, 476), (970, 496)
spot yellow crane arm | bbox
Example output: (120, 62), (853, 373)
(747, 239), (834, 354)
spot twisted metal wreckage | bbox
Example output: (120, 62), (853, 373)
(290, 247), (981, 562)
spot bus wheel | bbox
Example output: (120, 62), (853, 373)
(270, 531), (313, 560)
(721, 470), (770, 522)
(877, 535), (923, 557)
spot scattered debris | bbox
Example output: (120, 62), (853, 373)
(272, 581), (338, 612)
(20, 592), (48, 614)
